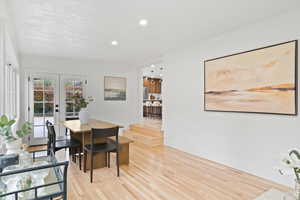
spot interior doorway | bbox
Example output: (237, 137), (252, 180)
(26, 72), (87, 145)
(142, 65), (163, 131)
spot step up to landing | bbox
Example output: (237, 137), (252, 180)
(129, 124), (163, 137)
(123, 124), (164, 147)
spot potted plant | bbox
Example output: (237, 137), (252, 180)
(0, 115), (32, 154)
(72, 93), (94, 124)
(278, 149), (300, 199)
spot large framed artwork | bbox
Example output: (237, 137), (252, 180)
(104, 76), (126, 101)
(204, 40), (298, 115)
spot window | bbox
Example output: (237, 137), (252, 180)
(4, 64), (18, 119)
(0, 22), (19, 120)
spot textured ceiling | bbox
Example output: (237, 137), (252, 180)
(143, 65), (164, 79)
(8, 0), (300, 65)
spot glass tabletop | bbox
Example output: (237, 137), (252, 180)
(0, 150), (68, 200)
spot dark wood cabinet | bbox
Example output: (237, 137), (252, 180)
(156, 80), (161, 93)
(143, 78), (150, 88)
(143, 77), (161, 94)
(149, 79), (155, 93)
(143, 105), (162, 119)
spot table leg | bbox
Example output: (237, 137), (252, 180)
(119, 143), (130, 165)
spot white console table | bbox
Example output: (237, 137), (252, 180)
(255, 189), (295, 200)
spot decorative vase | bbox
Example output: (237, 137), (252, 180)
(6, 138), (22, 154)
(79, 108), (89, 124)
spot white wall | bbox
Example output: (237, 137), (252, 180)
(163, 10), (300, 187)
(0, 0), (20, 151)
(20, 55), (142, 128)
(0, 0), (19, 62)
(0, 0), (20, 117)
(0, 19), (5, 115)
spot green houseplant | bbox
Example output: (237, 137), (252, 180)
(72, 92), (90, 110)
(0, 115), (32, 154)
(72, 93), (94, 124)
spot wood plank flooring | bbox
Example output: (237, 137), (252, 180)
(62, 144), (290, 200)
(123, 124), (164, 147)
(142, 117), (162, 131)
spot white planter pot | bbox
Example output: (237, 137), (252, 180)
(6, 138), (22, 154)
(79, 108), (89, 124)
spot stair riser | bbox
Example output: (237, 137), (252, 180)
(129, 125), (163, 137)
(123, 131), (162, 142)
(123, 130), (163, 147)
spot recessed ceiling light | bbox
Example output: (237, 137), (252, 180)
(159, 74), (163, 77)
(151, 64), (155, 68)
(111, 40), (118, 46)
(139, 19), (148, 27)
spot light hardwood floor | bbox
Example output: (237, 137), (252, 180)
(142, 117), (162, 130)
(63, 144), (289, 200)
(123, 124), (164, 147)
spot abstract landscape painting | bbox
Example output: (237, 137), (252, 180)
(204, 40), (297, 115)
(104, 76), (126, 101)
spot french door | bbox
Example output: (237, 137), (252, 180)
(27, 73), (86, 145)
(59, 75), (86, 135)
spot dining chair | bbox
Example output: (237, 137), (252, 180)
(46, 121), (82, 170)
(83, 127), (120, 183)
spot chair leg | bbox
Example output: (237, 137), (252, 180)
(79, 147), (82, 170)
(107, 152), (110, 168)
(70, 148), (73, 161)
(116, 151), (120, 177)
(83, 150), (87, 173)
(74, 148), (77, 163)
(90, 152), (94, 183)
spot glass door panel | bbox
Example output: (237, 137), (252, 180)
(61, 78), (85, 119)
(59, 76), (86, 135)
(29, 75), (59, 145)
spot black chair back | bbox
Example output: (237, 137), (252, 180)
(46, 120), (52, 154)
(46, 120), (51, 132)
(46, 120), (56, 155)
(90, 127), (119, 149)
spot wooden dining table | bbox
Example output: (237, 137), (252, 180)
(62, 119), (133, 170)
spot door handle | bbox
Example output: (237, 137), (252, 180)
(55, 104), (59, 112)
